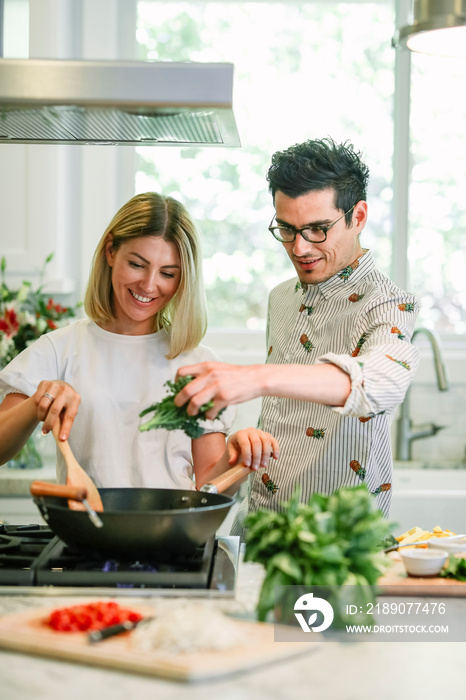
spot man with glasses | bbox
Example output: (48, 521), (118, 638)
(176, 137), (420, 524)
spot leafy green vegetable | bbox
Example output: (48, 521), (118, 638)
(244, 485), (392, 622)
(378, 533), (398, 551)
(439, 555), (466, 582)
(139, 375), (225, 440)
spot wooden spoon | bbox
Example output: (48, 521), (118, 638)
(52, 422), (104, 512)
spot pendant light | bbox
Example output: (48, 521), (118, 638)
(394, 0), (466, 57)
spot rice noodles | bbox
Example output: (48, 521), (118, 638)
(132, 601), (244, 654)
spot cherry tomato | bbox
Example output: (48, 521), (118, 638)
(45, 601), (143, 632)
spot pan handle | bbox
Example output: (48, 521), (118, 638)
(30, 480), (88, 502)
(200, 465), (253, 494)
(30, 480), (104, 529)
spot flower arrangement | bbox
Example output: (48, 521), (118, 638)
(0, 254), (79, 469)
(0, 253), (78, 370)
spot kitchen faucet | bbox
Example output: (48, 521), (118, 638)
(394, 327), (449, 461)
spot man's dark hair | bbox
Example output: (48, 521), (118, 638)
(267, 137), (370, 224)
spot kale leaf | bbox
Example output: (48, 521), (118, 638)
(378, 533), (398, 551)
(139, 375), (225, 440)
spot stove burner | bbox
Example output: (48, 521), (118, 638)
(102, 561), (157, 573)
(0, 524), (238, 595)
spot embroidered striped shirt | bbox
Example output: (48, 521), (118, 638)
(248, 249), (420, 519)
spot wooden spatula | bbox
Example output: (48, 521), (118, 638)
(52, 422), (104, 512)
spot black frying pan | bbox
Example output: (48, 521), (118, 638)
(30, 465), (250, 558)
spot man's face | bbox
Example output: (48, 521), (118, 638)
(274, 188), (367, 285)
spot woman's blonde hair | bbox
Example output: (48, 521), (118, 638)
(84, 192), (207, 359)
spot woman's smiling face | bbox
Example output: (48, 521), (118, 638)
(104, 235), (181, 335)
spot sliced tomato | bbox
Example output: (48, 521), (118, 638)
(45, 601), (143, 633)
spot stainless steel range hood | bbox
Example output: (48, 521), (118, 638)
(0, 59), (241, 146)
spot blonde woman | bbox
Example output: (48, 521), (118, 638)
(0, 193), (278, 492)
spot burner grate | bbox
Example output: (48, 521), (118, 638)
(0, 524), (55, 585)
(34, 536), (216, 588)
(0, 524), (238, 595)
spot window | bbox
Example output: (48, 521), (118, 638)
(409, 53), (466, 334)
(136, 1), (395, 329)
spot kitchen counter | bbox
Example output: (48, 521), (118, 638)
(0, 459), (56, 496)
(394, 459), (466, 470)
(1, 556), (466, 700)
(0, 431), (57, 497)
(0, 462), (56, 525)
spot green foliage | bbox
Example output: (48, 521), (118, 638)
(439, 555), (466, 582)
(136, 2), (396, 328)
(379, 533), (398, 550)
(244, 485), (392, 621)
(138, 12), (204, 61)
(139, 375), (225, 439)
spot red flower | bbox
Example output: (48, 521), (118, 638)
(47, 319), (57, 330)
(0, 308), (19, 337)
(46, 298), (68, 316)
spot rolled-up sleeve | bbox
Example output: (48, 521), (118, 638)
(317, 295), (420, 417)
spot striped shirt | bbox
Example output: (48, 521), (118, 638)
(247, 249), (420, 519)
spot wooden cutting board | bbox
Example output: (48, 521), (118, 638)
(378, 553), (466, 596)
(0, 605), (315, 682)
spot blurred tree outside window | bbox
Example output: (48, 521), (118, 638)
(136, 1), (466, 338)
(136, 0), (395, 330)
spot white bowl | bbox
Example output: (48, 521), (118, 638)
(400, 549), (448, 577)
(428, 536), (466, 554)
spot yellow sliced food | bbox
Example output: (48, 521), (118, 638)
(417, 532), (433, 541)
(398, 526), (418, 539)
(398, 529), (428, 545)
(395, 525), (457, 546)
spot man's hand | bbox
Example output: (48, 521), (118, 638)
(174, 362), (262, 418)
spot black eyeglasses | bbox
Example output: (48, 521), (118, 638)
(268, 205), (356, 244)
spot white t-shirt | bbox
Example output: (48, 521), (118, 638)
(0, 319), (236, 489)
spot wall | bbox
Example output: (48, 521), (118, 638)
(397, 337), (466, 464)
(406, 348), (466, 464)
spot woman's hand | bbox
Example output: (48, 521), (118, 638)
(226, 428), (279, 471)
(33, 380), (81, 441)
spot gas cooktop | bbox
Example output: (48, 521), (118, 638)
(0, 523), (239, 598)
